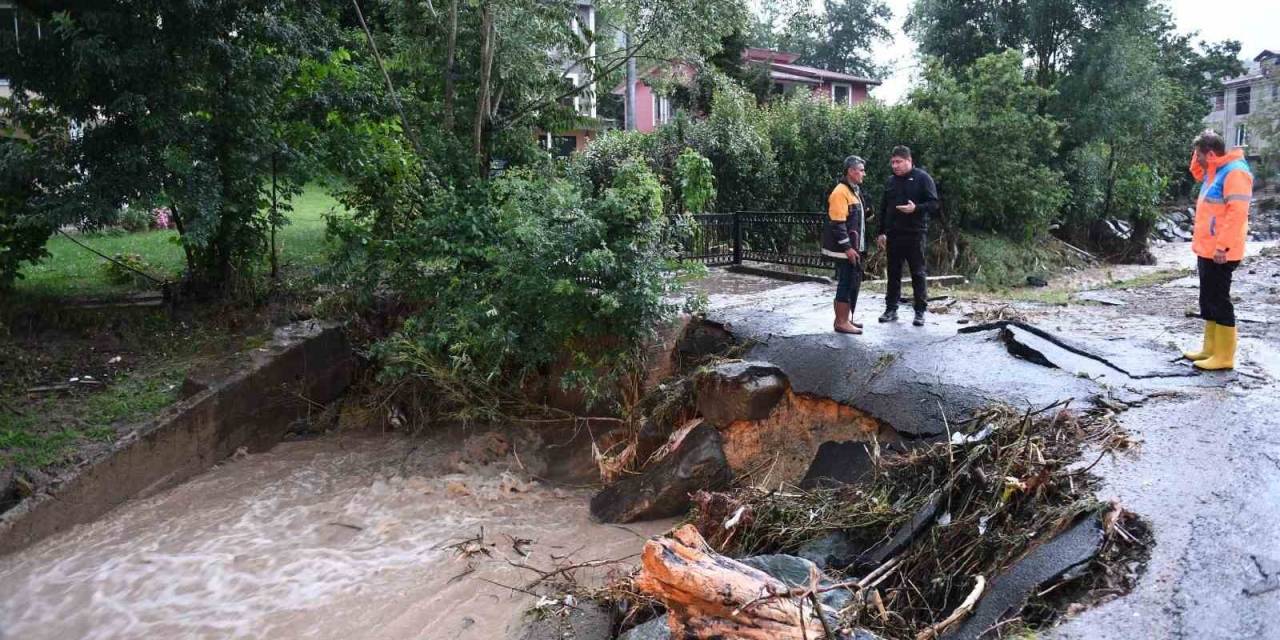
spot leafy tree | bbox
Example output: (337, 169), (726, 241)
(910, 51), (1065, 240)
(2, 0), (333, 294)
(748, 0), (892, 78)
(907, 0), (1145, 87)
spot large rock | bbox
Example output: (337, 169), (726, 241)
(515, 601), (613, 640)
(618, 618), (671, 640)
(590, 424), (733, 523)
(739, 554), (854, 612)
(694, 361), (788, 428)
(797, 531), (862, 571)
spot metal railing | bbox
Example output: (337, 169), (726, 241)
(676, 211), (828, 268)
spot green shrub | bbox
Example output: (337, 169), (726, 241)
(100, 253), (155, 287)
(357, 162), (679, 417)
(117, 207), (152, 233)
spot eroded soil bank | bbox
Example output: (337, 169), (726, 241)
(0, 428), (668, 640)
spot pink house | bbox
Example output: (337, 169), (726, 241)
(614, 47), (881, 133)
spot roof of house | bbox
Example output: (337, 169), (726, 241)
(1218, 49), (1278, 88)
(609, 48), (882, 94)
(768, 61), (881, 86)
(743, 48), (801, 64)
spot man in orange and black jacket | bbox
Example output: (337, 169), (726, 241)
(822, 155), (868, 334)
(1181, 130), (1253, 371)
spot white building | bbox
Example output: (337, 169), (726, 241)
(1204, 49), (1279, 157)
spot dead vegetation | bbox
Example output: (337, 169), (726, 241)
(612, 402), (1150, 639)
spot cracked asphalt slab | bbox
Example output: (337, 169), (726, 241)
(697, 241), (1280, 638)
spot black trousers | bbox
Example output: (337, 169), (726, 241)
(834, 260), (862, 308)
(1198, 256), (1240, 327)
(885, 234), (927, 313)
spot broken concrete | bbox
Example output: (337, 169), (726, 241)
(945, 513), (1105, 640)
(590, 424), (733, 523)
(694, 361), (788, 428)
(854, 492), (945, 571)
(0, 321), (354, 556)
(799, 440), (878, 489)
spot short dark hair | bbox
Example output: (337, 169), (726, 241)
(844, 155), (865, 171)
(891, 145), (912, 160)
(1193, 130), (1227, 156)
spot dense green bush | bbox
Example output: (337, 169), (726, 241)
(0, 136), (61, 292)
(576, 52), (1066, 249)
(117, 207), (153, 234)
(910, 52), (1066, 241)
(351, 162), (679, 417)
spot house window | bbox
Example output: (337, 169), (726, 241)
(1236, 85), (1251, 115)
(832, 83), (852, 107)
(1212, 91), (1224, 111)
(1235, 125), (1248, 147)
(549, 135), (577, 157)
(652, 94), (671, 127)
(560, 73), (580, 115)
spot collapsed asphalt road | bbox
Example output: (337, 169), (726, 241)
(693, 242), (1280, 639)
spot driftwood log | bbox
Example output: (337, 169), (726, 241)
(634, 524), (833, 639)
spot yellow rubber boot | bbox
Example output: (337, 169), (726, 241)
(1194, 324), (1237, 371)
(1182, 320), (1217, 361)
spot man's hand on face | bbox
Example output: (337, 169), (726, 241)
(895, 200), (916, 214)
(1214, 249), (1228, 265)
(876, 234), (887, 250)
(845, 248), (860, 264)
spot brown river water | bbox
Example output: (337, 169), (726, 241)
(0, 428), (668, 640)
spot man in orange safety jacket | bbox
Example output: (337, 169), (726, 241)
(1181, 130), (1253, 371)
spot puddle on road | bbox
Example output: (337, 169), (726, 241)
(0, 432), (666, 640)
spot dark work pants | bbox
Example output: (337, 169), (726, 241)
(885, 234), (927, 313)
(834, 260), (862, 308)
(1198, 256), (1240, 327)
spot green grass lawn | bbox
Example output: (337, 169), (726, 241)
(13, 184), (345, 299)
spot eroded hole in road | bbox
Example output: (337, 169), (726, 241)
(570, 372), (1150, 640)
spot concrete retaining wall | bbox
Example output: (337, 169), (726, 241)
(0, 320), (354, 556)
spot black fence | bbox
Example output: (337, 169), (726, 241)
(677, 211), (828, 268)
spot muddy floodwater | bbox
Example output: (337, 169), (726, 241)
(0, 430), (667, 640)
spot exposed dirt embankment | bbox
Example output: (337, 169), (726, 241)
(0, 320), (353, 555)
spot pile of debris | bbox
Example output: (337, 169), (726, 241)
(608, 403), (1148, 640)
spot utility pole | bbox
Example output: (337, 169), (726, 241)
(625, 30), (637, 131)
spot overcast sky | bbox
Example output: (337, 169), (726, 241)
(868, 0), (1279, 103)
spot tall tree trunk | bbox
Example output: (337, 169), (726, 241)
(625, 31), (637, 131)
(474, 1), (495, 176)
(270, 152), (279, 280)
(443, 0), (459, 131)
(1102, 141), (1118, 220)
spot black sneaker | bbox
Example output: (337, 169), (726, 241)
(913, 311), (925, 326)
(878, 309), (898, 323)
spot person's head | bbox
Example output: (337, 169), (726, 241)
(890, 145), (913, 176)
(1193, 129), (1227, 164)
(843, 155), (866, 184)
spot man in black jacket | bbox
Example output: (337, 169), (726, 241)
(875, 146), (939, 326)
